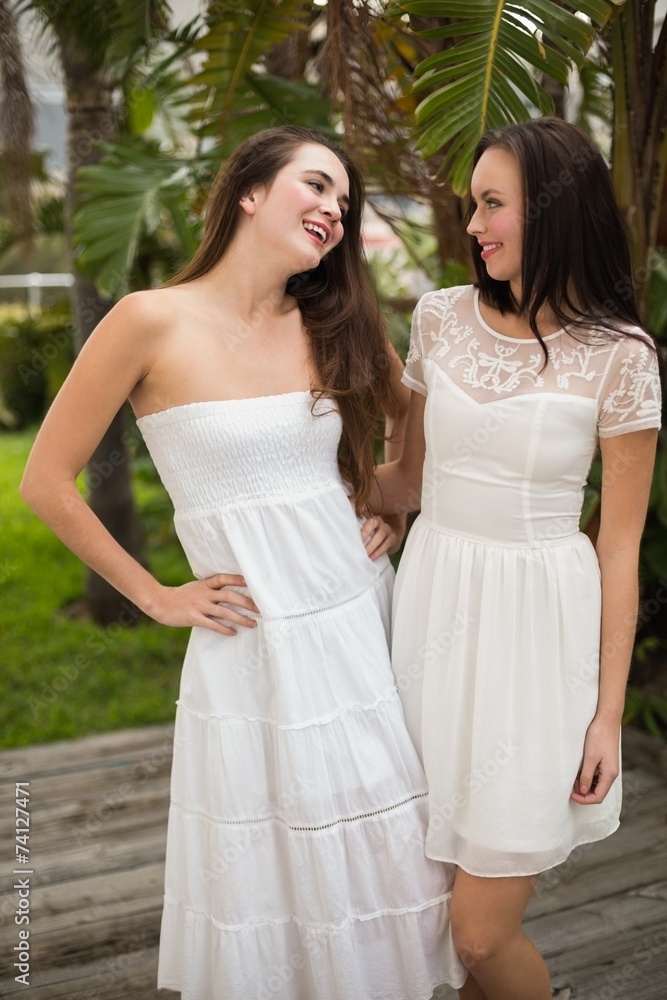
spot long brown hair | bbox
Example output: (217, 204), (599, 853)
(171, 126), (392, 511)
(470, 117), (659, 367)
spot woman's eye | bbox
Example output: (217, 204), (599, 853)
(486, 199), (500, 208)
(308, 180), (324, 192)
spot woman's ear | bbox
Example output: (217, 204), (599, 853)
(239, 191), (256, 216)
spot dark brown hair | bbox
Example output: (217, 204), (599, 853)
(470, 117), (658, 364)
(171, 126), (392, 511)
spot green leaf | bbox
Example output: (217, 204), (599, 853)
(189, 0), (314, 138)
(127, 85), (156, 135)
(391, 0), (622, 194)
(648, 250), (667, 336)
(74, 141), (197, 296)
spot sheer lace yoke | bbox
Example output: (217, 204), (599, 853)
(404, 285), (661, 437)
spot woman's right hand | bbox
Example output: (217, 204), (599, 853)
(149, 574), (260, 635)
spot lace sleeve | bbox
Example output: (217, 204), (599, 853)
(598, 335), (662, 438)
(402, 295), (430, 396)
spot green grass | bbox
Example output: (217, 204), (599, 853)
(0, 429), (189, 748)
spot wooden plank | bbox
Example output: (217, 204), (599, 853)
(529, 841), (667, 917)
(22, 863), (165, 918)
(622, 725), (667, 779)
(30, 896), (163, 969)
(547, 920), (667, 984)
(527, 890), (667, 958)
(0, 948), (175, 999)
(0, 725), (175, 776)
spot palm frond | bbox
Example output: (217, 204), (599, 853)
(189, 0), (315, 137)
(74, 140), (202, 296)
(109, 0), (172, 58)
(320, 0), (429, 199)
(390, 0), (621, 193)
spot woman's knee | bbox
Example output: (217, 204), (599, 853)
(452, 916), (509, 969)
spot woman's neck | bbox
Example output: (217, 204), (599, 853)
(196, 245), (297, 324)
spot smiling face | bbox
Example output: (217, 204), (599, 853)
(467, 147), (524, 297)
(239, 142), (350, 273)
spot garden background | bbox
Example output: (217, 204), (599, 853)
(1, 0), (666, 749)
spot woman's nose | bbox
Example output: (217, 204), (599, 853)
(466, 208), (481, 235)
(321, 198), (342, 222)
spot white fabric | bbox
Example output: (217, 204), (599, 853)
(137, 393), (465, 1000)
(393, 284), (662, 877)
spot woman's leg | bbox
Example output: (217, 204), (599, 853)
(452, 868), (550, 1000)
(458, 971), (488, 999)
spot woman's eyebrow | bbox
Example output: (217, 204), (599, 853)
(303, 169), (350, 207)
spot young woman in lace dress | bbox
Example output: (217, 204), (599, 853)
(21, 127), (465, 998)
(374, 118), (662, 999)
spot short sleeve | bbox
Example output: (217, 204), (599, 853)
(402, 296), (428, 396)
(598, 335), (662, 437)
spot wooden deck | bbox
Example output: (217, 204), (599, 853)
(1, 724), (665, 999)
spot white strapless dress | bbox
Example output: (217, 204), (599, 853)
(137, 392), (465, 1000)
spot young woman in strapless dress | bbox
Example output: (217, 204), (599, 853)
(21, 126), (465, 999)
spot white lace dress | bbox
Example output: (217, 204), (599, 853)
(136, 393), (465, 1000)
(393, 284), (662, 877)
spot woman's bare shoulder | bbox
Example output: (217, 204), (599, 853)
(106, 285), (194, 326)
(90, 285), (206, 362)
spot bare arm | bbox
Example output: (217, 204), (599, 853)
(20, 293), (257, 635)
(571, 428), (658, 803)
(370, 388), (427, 519)
(362, 345), (412, 558)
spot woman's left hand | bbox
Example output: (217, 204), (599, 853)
(570, 715), (621, 805)
(360, 514), (404, 560)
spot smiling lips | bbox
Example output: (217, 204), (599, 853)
(303, 220), (330, 246)
(479, 242), (502, 260)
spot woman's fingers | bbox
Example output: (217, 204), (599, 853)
(571, 719), (620, 805)
(206, 573), (248, 588)
(195, 615), (239, 636)
(570, 760), (618, 804)
(150, 575), (260, 632)
(205, 601), (257, 629)
(204, 573), (260, 614)
(362, 516), (396, 560)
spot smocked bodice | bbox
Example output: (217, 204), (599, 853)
(135, 391), (386, 620)
(136, 391), (341, 514)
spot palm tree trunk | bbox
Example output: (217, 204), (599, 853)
(0, 0), (35, 242)
(62, 58), (145, 625)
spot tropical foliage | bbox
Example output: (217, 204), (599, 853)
(388, 0), (618, 192)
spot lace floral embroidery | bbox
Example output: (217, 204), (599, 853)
(422, 288), (473, 358)
(409, 285), (661, 429)
(600, 341), (662, 425)
(405, 339), (422, 368)
(549, 342), (612, 389)
(449, 338), (545, 394)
